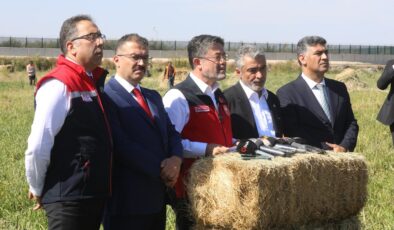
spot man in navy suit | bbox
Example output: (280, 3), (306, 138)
(103, 33), (183, 229)
(276, 36), (358, 152)
(224, 44), (283, 139)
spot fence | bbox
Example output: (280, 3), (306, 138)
(1, 36), (394, 55)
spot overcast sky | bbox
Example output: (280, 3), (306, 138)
(1, 0), (392, 45)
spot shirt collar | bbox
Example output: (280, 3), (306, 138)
(239, 80), (268, 99)
(189, 72), (220, 94)
(114, 75), (141, 93)
(65, 56), (93, 77)
(301, 73), (326, 89)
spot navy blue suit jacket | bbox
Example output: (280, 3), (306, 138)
(276, 76), (358, 151)
(103, 77), (183, 215)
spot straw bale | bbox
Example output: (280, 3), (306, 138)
(334, 68), (367, 90)
(187, 152), (368, 229)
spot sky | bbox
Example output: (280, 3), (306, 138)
(1, 0), (393, 46)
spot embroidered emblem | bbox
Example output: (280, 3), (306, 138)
(194, 105), (210, 113)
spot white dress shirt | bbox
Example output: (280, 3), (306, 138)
(239, 80), (276, 137)
(114, 75), (141, 100)
(301, 73), (329, 113)
(25, 79), (70, 196)
(162, 73), (220, 158)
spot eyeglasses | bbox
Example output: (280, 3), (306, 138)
(70, 32), (106, 42)
(198, 54), (227, 64)
(117, 54), (150, 63)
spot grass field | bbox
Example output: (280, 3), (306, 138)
(0, 61), (393, 229)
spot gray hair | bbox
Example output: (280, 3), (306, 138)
(296, 35), (327, 56)
(187, 34), (224, 68)
(115, 33), (149, 54)
(236, 44), (265, 68)
(59, 15), (95, 54)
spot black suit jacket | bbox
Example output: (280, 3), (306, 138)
(224, 82), (283, 139)
(276, 75), (358, 151)
(377, 59), (394, 125)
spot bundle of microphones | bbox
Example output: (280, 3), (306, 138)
(235, 136), (325, 160)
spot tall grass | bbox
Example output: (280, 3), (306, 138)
(0, 61), (393, 229)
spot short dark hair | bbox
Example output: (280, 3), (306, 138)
(59, 15), (95, 54)
(115, 33), (149, 54)
(296, 35), (327, 56)
(187, 34), (224, 68)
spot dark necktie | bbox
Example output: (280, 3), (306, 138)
(132, 88), (153, 120)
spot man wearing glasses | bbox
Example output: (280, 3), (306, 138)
(103, 33), (183, 229)
(224, 45), (283, 139)
(24, 15), (112, 229)
(163, 34), (233, 229)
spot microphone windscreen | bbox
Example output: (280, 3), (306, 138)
(236, 139), (258, 155)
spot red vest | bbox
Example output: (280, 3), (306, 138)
(173, 76), (233, 198)
(35, 55), (113, 203)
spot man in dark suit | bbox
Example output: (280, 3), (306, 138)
(103, 34), (183, 230)
(377, 59), (394, 145)
(276, 36), (358, 152)
(224, 44), (282, 139)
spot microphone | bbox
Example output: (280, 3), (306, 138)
(236, 138), (263, 155)
(259, 145), (286, 156)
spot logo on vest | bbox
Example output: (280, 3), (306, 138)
(194, 105), (210, 113)
(81, 92), (93, 102)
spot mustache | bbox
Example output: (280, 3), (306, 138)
(134, 66), (146, 72)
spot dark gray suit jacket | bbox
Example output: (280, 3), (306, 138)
(276, 76), (358, 151)
(377, 59), (394, 126)
(224, 82), (283, 139)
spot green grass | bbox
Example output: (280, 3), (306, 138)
(1, 62), (393, 229)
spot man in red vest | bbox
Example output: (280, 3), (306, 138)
(163, 34), (233, 230)
(24, 15), (112, 230)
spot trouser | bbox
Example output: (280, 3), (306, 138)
(29, 75), (36, 85)
(390, 123), (394, 145)
(172, 198), (194, 230)
(168, 75), (175, 89)
(103, 206), (166, 230)
(43, 199), (105, 230)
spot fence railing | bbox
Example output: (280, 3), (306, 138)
(1, 36), (394, 55)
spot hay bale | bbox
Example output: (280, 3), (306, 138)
(187, 152), (367, 229)
(334, 68), (367, 90)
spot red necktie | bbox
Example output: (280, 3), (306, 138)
(132, 88), (153, 120)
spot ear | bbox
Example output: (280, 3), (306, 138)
(192, 58), (201, 70)
(298, 54), (307, 66)
(113, 56), (120, 68)
(66, 41), (77, 56)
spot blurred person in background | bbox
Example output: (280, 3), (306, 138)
(26, 60), (36, 85)
(163, 61), (176, 89)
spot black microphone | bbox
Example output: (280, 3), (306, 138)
(236, 138), (263, 155)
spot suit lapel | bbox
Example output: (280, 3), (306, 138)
(234, 82), (258, 134)
(109, 78), (155, 126)
(296, 76), (331, 124)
